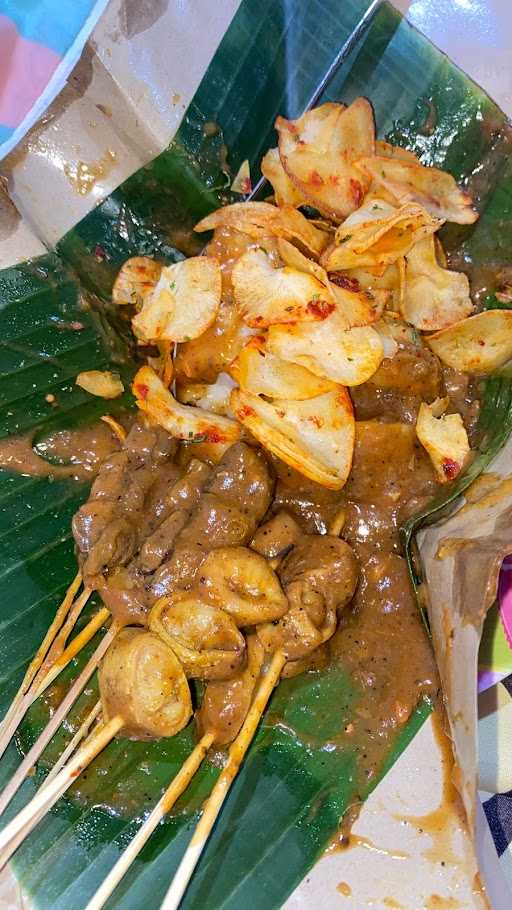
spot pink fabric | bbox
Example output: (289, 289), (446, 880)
(498, 556), (512, 649)
(0, 14), (61, 128)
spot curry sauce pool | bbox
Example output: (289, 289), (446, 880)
(25, 415), (439, 820)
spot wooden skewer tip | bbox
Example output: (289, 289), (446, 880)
(161, 650), (286, 910)
(0, 626), (116, 820)
(84, 731), (214, 910)
(0, 573), (83, 762)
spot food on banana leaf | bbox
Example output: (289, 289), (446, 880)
(276, 99), (375, 219)
(266, 315), (384, 386)
(321, 200), (441, 271)
(231, 386), (355, 490)
(6, 91), (506, 906)
(75, 370), (124, 399)
(260, 147), (305, 207)
(99, 628), (192, 738)
(235, 335), (336, 400)
(132, 257), (221, 343)
(427, 310), (512, 373)
(357, 154), (478, 223)
(195, 201), (328, 258)
(111, 255), (162, 306)
(149, 592), (246, 680)
(198, 546), (289, 625)
(232, 248), (335, 325)
(230, 159), (252, 195)
(402, 236), (474, 330)
(416, 398), (470, 482)
(176, 372), (237, 417)
(103, 95), (501, 491)
(133, 365), (240, 445)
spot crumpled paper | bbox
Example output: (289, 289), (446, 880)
(419, 443), (512, 904)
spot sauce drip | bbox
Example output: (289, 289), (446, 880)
(395, 711), (466, 867)
(0, 423), (121, 481)
(276, 419), (439, 792)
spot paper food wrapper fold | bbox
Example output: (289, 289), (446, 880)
(419, 443), (512, 903)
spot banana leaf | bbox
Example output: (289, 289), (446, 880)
(1, 1), (512, 908)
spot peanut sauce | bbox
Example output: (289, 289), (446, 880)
(15, 225), (481, 829)
(272, 416), (439, 793)
(0, 423), (121, 481)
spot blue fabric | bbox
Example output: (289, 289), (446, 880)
(0, 0), (101, 55)
(0, 0), (110, 160)
(484, 791), (512, 858)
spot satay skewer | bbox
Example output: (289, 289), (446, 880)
(0, 629), (192, 863)
(84, 622), (270, 908)
(0, 624), (118, 820)
(161, 649), (286, 910)
(84, 731), (215, 910)
(0, 573), (89, 761)
(159, 534), (359, 907)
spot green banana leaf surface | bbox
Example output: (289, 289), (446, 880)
(1, 1), (512, 908)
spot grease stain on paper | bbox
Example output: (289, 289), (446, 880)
(64, 150), (117, 195)
(395, 712), (465, 867)
(121, 0), (169, 39)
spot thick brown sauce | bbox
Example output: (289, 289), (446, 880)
(274, 418), (439, 791)
(0, 422), (121, 481)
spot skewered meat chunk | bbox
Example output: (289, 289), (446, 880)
(149, 593), (245, 680)
(73, 420), (181, 585)
(147, 443), (273, 603)
(250, 511), (303, 560)
(281, 535), (359, 614)
(196, 634), (265, 745)
(258, 536), (359, 659)
(99, 628), (192, 740)
(136, 459), (211, 572)
(73, 437), (273, 627)
(198, 546), (288, 625)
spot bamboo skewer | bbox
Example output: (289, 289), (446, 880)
(43, 699), (102, 786)
(161, 650), (286, 910)
(0, 601), (108, 825)
(0, 624), (118, 819)
(0, 700), (102, 869)
(0, 573), (83, 762)
(100, 415), (127, 443)
(0, 715), (124, 860)
(328, 508), (346, 538)
(84, 731), (215, 910)
(31, 607), (110, 701)
(32, 586), (92, 686)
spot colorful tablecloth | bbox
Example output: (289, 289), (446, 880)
(0, 0), (110, 160)
(479, 561), (512, 895)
